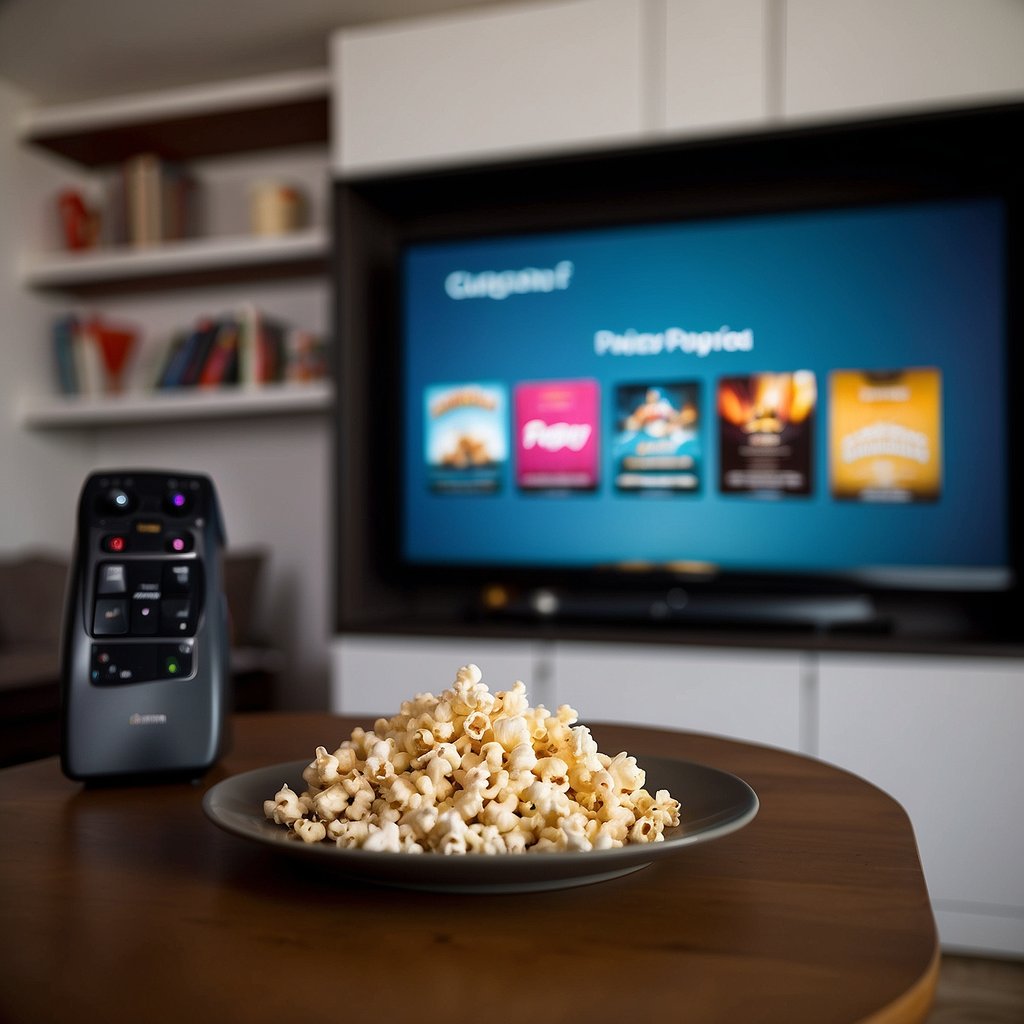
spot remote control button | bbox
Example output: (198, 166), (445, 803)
(156, 642), (193, 679)
(97, 487), (137, 516)
(93, 599), (129, 636)
(129, 563), (162, 639)
(163, 489), (192, 516)
(96, 564), (127, 594)
(91, 656), (123, 683)
(130, 521), (167, 553)
(130, 600), (159, 636)
(165, 533), (193, 553)
(103, 534), (128, 553)
(163, 563), (194, 594)
(160, 598), (193, 635)
(90, 644), (158, 686)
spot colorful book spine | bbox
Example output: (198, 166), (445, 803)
(151, 308), (320, 391)
(178, 319), (218, 387)
(122, 153), (199, 246)
(52, 315), (79, 394)
(198, 320), (240, 387)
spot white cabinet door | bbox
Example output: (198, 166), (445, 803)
(784, 0), (1024, 122)
(330, 634), (548, 716)
(332, 0), (648, 175)
(662, 0), (769, 135)
(818, 653), (1024, 956)
(552, 641), (806, 752)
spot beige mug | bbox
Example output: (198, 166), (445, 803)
(250, 181), (306, 236)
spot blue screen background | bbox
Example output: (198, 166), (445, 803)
(402, 199), (1007, 577)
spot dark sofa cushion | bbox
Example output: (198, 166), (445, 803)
(0, 548), (266, 651)
(0, 553), (69, 651)
(222, 548), (266, 646)
(0, 650), (62, 692)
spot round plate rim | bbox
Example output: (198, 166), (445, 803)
(202, 755), (758, 892)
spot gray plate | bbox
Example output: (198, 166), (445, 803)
(202, 756), (758, 893)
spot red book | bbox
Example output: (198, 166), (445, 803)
(198, 320), (240, 387)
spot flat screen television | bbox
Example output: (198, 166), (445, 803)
(334, 103), (1023, 641)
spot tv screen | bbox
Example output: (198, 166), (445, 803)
(400, 196), (1009, 591)
(335, 103), (1024, 638)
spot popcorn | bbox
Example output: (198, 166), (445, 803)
(263, 783), (307, 825)
(292, 818), (327, 844)
(263, 665), (680, 854)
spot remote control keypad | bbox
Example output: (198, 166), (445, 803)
(91, 560), (201, 638)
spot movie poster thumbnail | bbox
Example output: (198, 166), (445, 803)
(829, 367), (942, 502)
(718, 371), (817, 495)
(514, 379), (600, 491)
(613, 382), (701, 493)
(424, 382), (508, 494)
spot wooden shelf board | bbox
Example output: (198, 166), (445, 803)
(22, 227), (330, 291)
(18, 380), (333, 429)
(19, 68), (331, 165)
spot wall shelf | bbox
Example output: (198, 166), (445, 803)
(21, 227), (330, 293)
(17, 380), (333, 429)
(18, 68), (331, 165)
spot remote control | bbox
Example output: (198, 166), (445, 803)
(60, 470), (230, 782)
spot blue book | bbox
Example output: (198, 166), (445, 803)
(157, 331), (194, 389)
(52, 314), (79, 394)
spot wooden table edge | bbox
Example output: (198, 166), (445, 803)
(859, 943), (941, 1024)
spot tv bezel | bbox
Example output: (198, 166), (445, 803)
(333, 102), (1024, 640)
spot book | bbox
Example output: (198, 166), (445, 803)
(52, 315), (139, 395)
(236, 304), (259, 387)
(122, 153), (199, 246)
(198, 319), (241, 387)
(178, 319), (218, 387)
(86, 316), (138, 393)
(237, 305), (288, 386)
(103, 171), (127, 246)
(73, 322), (105, 396)
(257, 314), (286, 384)
(155, 331), (193, 389)
(125, 153), (161, 247)
(160, 163), (199, 241)
(153, 307), (318, 392)
(52, 315), (79, 394)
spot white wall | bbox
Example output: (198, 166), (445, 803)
(0, 78), (92, 554)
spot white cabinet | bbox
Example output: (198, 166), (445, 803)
(552, 641), (806, 752)
(331, 634), (550, 717)
(332, 0), (649, 175)
(783, 0), (1024, 122)
(662, 0), (769, 135)
(817, 653), (1024, 956)
(332, 0), (774, 175)
(334, 0), (1024, 177)
(332, 635), (806, 752)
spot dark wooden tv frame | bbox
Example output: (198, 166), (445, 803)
(332, 102), (1024, 656)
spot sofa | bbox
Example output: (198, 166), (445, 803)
(0, 549), (278, 767)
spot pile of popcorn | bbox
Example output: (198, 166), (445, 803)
(263, 664), (680, 855)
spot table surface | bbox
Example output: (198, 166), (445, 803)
(0, 713), (938, 1024)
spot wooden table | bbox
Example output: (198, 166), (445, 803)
(0, 713), (938, 1024)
